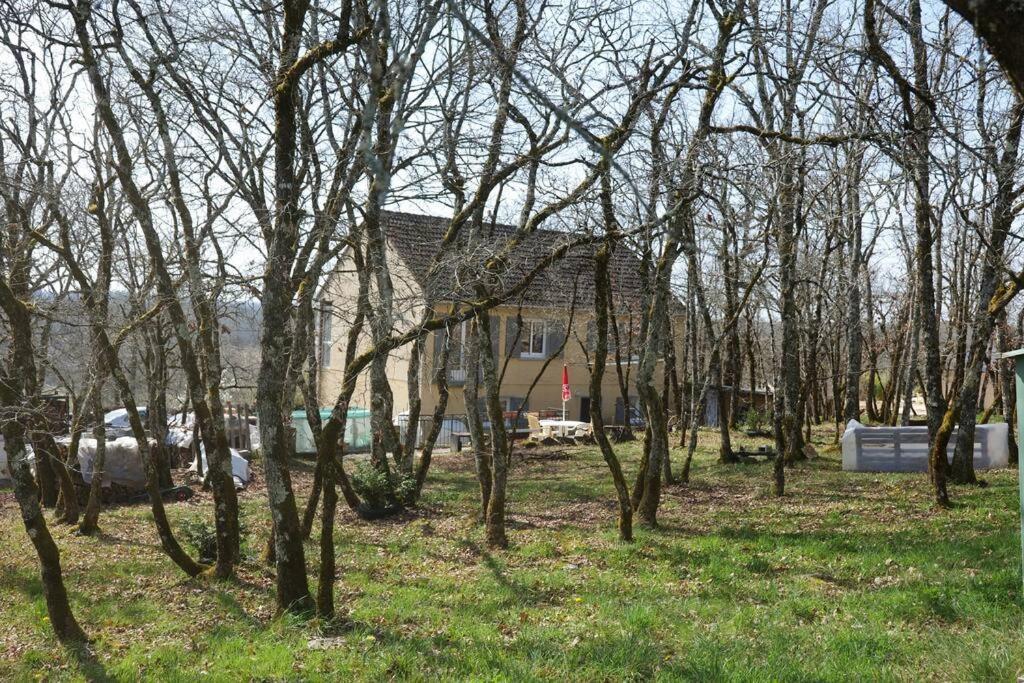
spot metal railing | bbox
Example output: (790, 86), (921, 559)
(395, 414), (470, 450)
(395, 412), (533, 451)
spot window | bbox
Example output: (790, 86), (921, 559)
(447, 321), (470, 384)
(519, 319), (547, 358)
(503, 396), (527, 413)
(319, 302), (333, 368)
(615, 396), (644, 426)
(474, 397), (528, 430)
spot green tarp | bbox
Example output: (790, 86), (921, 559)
(291, 407), (371, 455)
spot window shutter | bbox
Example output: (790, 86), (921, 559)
(508, 397), (527, 430)
(489, 315), (500, 360)
(319, 302), (333, 368)
(505, 317), (520, 359)
(585, 320), (596, 351)
(546, 320), (566, 358)
(432, 328), (443, 370)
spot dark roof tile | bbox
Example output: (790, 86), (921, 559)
(381, 210), (648, 311)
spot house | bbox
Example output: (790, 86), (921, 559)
(316, 211), (682, 427)
(702, 385), (774, 427)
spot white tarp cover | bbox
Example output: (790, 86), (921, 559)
(76, 437), (152, 489)
(165, 427), (194, 450)
(248, 424), (261, 452)
(188, 446), (250, 489)
(841, 420), (1009, 472)
(104, 408), (194, 429)
(0, 436), (34, 483)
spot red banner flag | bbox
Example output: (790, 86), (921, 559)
(561, 364), (572, 402)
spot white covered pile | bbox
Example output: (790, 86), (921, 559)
(188, 446), (250, 490)
(0, 436), (33, 484)
(75, 437), (152, 488)
(55, 433), (250, 492)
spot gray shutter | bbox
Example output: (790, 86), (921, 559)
(432, 328), (444, 376)
(432, 327), (452, 376)
(585, 320), (596, 351)
(546, 320), (566, 358)
(508, 397), (527, 429)
(490, 315), (500, 359)
(705, 389), (719, 427)
(505, 317), (520, 359)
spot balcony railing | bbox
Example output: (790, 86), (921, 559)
(447, 367), (468, 385)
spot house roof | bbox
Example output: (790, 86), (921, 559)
(379, 210), (651, 311)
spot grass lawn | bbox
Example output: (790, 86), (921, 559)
(1, 427), (1022, 681)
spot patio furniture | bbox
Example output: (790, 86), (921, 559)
(736, 446), (775, 460)
(453, 428), (532, 452)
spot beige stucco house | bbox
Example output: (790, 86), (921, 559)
(317, 211), (675, 426)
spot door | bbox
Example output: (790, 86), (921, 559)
(579, 397), (591, 423)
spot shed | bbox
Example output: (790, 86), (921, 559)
(703, 386), (773, 427)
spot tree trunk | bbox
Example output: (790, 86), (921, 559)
(34, 443), (59, 508)
(942, 1), (1024, 96)
(78, 376), (107, 535)
(998, 316), (1019, 465)
(778, 164), (805, 463)
(911, 0), (949, 506)
(463, 324), (492, 520)
(843, 159), (864, 423)
(477, 311), (510, 548)
(772, 368), (786, 497)
(402, 337), (426, 477)
(634, 262), (670, 525)
(313, 446), (338, 616)
(414, 324), (452, 499)
(590, 242), (634, 541)
(3, 423), (87, 643)
(949, 98), (1023, 483)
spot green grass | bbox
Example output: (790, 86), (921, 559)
(1, 427), (1023, 681)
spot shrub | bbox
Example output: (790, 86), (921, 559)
(351, 461), (393, 510)
(350, 461), (416, 516)
(393, 475), (417, 506)
(179, 517), (218, 564)
(742, 408), (768, 434)
(178, 516), (251, 564)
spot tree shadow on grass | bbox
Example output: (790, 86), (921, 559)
(207, 587), (265, 627)
(459, 539), (528, 596)
(457, 539), (564, 607)
(0, 568), (113, 682)
(91, 530), (162, 551)
(66, 641), (113, 683)
(0, 563), (41, 597)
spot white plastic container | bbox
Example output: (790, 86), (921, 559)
(841, 420), (1008, 472)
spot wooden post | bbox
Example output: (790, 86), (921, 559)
(242, 403), (251, 451)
